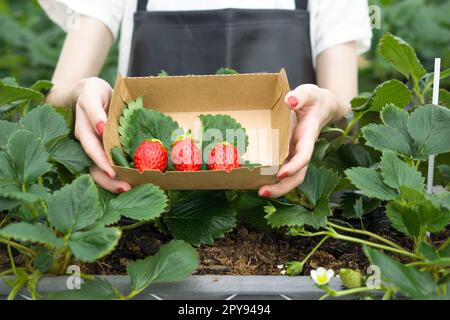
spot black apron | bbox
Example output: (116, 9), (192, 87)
(128, 0), (315, 88)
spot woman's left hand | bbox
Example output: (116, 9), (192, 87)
(258, 84), (349, 198)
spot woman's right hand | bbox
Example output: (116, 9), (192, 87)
(75, 77), (131, 193)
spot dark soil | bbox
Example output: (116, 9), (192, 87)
(79, 209), (424, 276)
(1, 209), (447, 276)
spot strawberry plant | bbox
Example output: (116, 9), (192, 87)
(267, 33), (450, 300)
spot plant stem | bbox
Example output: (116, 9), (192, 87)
(7, 244), (16, 275)
(327, 222), (407, 251)
(319, 286), (374, 300)
(0, 238), (37, 257)
(300, 236), (330, 266)
(120, 220), (150, 231)
(335, 112), (364, 150)
(328, 230), (419, 259)
(0, 269), (14, 278)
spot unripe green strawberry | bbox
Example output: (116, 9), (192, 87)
(207, 142), (241, 172)
(133, 139), (168, 173)
(171, 136), (202, 171)
(339, 268), (365, 289)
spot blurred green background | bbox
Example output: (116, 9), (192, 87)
(0, 0), (449, 91)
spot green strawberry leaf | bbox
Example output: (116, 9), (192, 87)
(49, 138), (91, 174)
(118, 97), (143, 153)
(125, 107), (181, 157)
(370, 79), (412, 112)
(19, 105), (69, 146)
(345, 167), (397, 201)
(68, 227), (121, 262)
(362, 124), (412, 157)
(106, 184), (168, 222)
(364, 247), (439, 299)
(30, 80), (53, 94)
(0, 84), (44, 105)
(379, 33), (426, 83)
(46, 175), (102, 234)
(199, 114), (248, 158)
(0, 183), (49, 203)
(340, 192), (380, 219)
(265, 199), (331, 230)
(0, 120), (21, 148)
(380, 151), (425, 191)
(231, 190), (270, 229)
(46, 277), (117, 300)
(163, 191), (236, 246)
(216, 67), (238, 74)
(0, 222), (63, 248)
(407, 104), (450, 157)
(127, 240), (198, 293)
(6, 129), (52, 185)
(298, 164), (340, 207)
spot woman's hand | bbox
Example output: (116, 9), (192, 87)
(74, 77), (131, 193)
(258, 84), (350, 198)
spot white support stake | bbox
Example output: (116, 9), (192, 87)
(426, 58), (441, 195)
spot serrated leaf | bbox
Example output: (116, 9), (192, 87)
(46, 175), (102, 234)
(380, 151), (424, 191)
(0, 183), (49, 203)
(340, 192), (379, 219)
(49, 138), (91, 174)
(68, 227), (121, 262)
(163, 191), (236, 246)
(370, 80), (412, 112)
(0, 222), (62, 248)
(407, 104), (450, 157)
(119, 97), (143, 152)
(125, 108), (180, 157)
(6, 130), (52, 185)
(0, 85), (44, 105)
(30, 80), (53, 94)
(362, 124), (412, 156)
(19, 105), (69, 145)
(364, 247), (439, 299)
(380, 104), (413, 146)
(265, 199), (330, 229)
(345, 167), (397, 200)
(106, 184), (167, 221)
(199, 114), (248, 157)
(0, 120), (20, 148)
(379, 33), (426, 82)
(298, 164), (339, 207)
(127, 240), (198, 293)
(417, 242), (450, 267)
(231, 190), (270, 229)
(387, 187), (450, 236)
(46, 277), (116, 300)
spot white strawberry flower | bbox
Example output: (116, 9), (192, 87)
(310, 267), (334, 286)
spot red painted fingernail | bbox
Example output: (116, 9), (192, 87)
(96, 121), (105, 135)
(278, 172), (289, 179)
(117, 187), (126, 193)
(287, 96), (298, 108)
(261, 190), (271, 198)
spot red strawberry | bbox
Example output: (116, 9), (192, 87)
(207, 142), (241, 172)
(171, 136), (202, 171)
(133, 139), (168, 173)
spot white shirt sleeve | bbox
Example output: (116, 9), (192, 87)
(37, 0), (125, 39)
(309, 0), (372, 61)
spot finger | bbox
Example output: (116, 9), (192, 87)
(285, 84), (320, 111)
(277, 122), (319, 179)
(90, 165), (131, 193)
(259, 166), (308, 198)
(76, 106), (116, 178)
(78, 96), (109, 136)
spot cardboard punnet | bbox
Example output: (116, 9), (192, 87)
(104, 69), (292, 190)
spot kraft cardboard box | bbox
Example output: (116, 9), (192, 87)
(103, 69), (292, 190)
